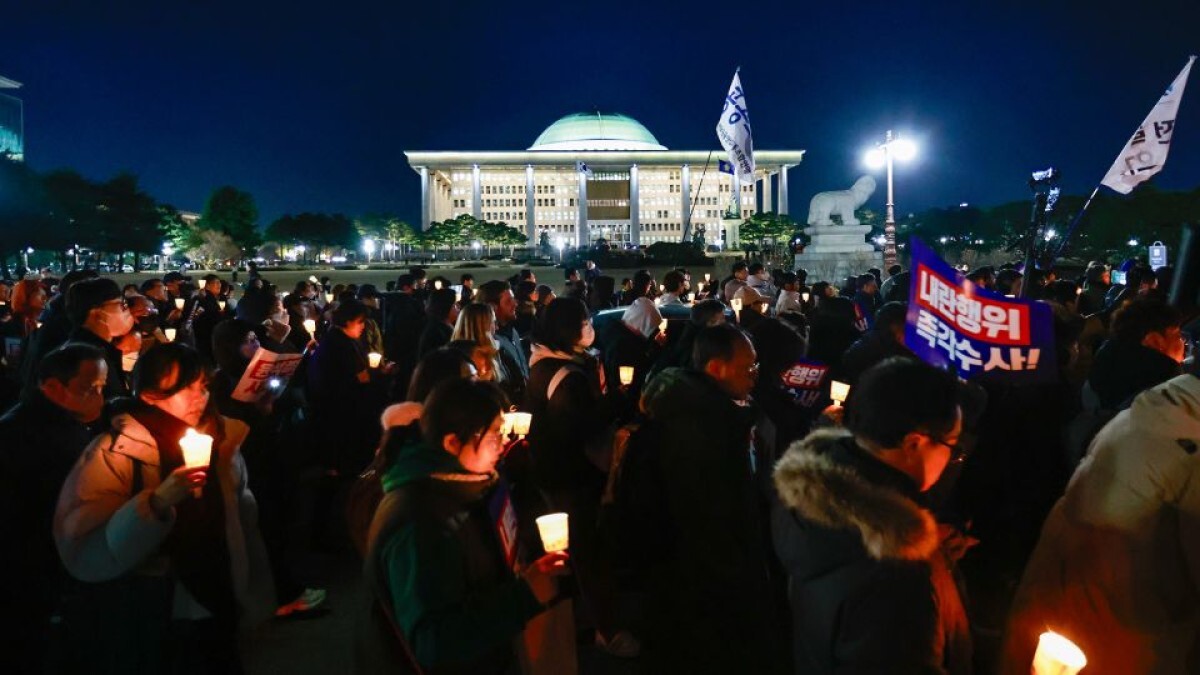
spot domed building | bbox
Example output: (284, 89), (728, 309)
(405, 112), (804, 248)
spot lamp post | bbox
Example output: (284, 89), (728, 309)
(864, 130), (917, 269)
(362, 238), (376, 263)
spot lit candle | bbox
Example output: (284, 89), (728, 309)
(121, 352), (138, 372)
(1032, 631), (1087, 675)
(801, 292), (811, 303)
(368, 352), (383, 368)
(659, 284), (665, 293)
(324, 292), (333, 304)
(509, 412), (532, 437)
(179, 429), (214, 498)
(174, 298), (185, 310)
(217, 300), (226, 311)
(704, 273), (711, 283)
(303, 319), (316, 335)
(164, 328), (176, 342)
(434, 280), (443, 290)
(830, 380), (851, 406)
(659, 318), (669, 334)
(536, 512), (570, 552)
(619, 366), (635, 386)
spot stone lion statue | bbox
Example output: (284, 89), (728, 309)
(807, 175), (876, 226)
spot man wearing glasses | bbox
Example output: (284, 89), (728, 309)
(771, 357), (971, 675)
(63, 278), (137, 398)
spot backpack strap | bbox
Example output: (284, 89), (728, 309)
(546, 363), (583, 401)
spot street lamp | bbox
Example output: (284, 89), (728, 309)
(362, 238), (376, 262)
(555, 237), (565, 263)
(864, 130), (918, 268)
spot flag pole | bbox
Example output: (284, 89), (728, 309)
(683, 150), (715, 244)
(1048, 184), (1101, 264)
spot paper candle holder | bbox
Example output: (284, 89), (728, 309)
(502, 411), (532, 439)
(218, 300), (226, 311)
(1032, 631), (1087, 675)
(324, 292), (334, 304)
(830, 380), (851, 406)
(619, 366), (635, 386)
(179, 429), (214, 498)
(174, 298), (185, 310)
(164, 328), (177, 342)
(801, 292), (811, 303)
(536, 513), (570, 552)
(303, 319), (317, 335)
(368, 352), (383, 368)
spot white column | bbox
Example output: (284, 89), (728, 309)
(577, 168), (589, 248)
(525, 165), (536, 245)
(419, 166), (430, 231)
(629, 165), (640, 247)
(472, 165), (481, 219)
(734, 175), (743, 215)
(762, 172), (773, 213)
(779, 165), (789, 215)
(680, 164), (691, 242)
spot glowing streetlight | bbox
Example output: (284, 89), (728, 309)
(362, 238), (376, 262)
(1128, 238), (1140, 247)
(1044, 228), (1057, 242)
(864, 130), (918, 268)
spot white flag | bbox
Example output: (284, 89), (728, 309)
(1101, 56), (1195, 194)
(716, 70), (754, 185)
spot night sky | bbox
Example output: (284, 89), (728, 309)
(4, 1), (1199, 226)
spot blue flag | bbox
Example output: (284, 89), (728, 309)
(718, 159), (735, 175)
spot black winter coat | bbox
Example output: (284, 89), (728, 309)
(772, 429), (972, 675)
(523, 351), (610, 494)
(639, 368), (787, 674)
(0, 389), (94, 667)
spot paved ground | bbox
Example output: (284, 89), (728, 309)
(242, 545), (643, 674)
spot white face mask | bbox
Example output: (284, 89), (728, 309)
(104, 307), (135, 336)
(579, 322), (595, 348)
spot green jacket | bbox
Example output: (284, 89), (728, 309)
(377, 441), (542, 673)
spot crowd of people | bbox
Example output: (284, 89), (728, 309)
(0, 253), (1197, 674)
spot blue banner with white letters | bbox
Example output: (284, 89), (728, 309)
(904, 238), (1057, 383)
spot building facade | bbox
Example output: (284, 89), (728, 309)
(405, 113), (804, 249)
(0, 75), (23, 161)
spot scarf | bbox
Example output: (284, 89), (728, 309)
(129, 402), (238, 624)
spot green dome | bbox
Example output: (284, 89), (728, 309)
(529, 112), (667, 151)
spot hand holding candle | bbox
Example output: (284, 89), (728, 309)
(303, 319), (317, 336)
(536, 513), (569, 552)
(502, 411), (532, 439)
(1032, 631), (1087, 675)
(179, 429), (213, 498)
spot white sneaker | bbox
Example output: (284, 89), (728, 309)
(595, 629), (641, 658)
(275, 587), (328, 617)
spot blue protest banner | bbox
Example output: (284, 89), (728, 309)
(905, 238), (1057, 383)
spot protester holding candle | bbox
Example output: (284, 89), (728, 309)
(601, 297), (666, 420)
(359, 379), (568, 673)
(524, 297), (637, 657)
(771, 357), (970, 675)
(53, 343), (273, 674)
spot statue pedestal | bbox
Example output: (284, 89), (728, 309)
(795, 225), (882, 282)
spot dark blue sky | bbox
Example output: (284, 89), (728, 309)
(4, 1), (1199, 225)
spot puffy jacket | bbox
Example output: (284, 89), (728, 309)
(53, 412), (274, 625)
(1002, 374), (1200, 675)
(772, 429), (971, 675)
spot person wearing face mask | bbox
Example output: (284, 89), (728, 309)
(524, 298), (638, 657)
(53, 343), (273, 675)
(60, 278), (137, 399)
(0, 344), (108, 674)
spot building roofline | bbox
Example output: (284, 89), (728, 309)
(404, 149), (805, 172)
(0, 75), (22, 89)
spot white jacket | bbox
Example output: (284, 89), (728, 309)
(1004, 374), (1200, 674)
(54, 412), (275, 627)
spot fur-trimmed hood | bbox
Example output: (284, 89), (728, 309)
(773, 428), (938, 564)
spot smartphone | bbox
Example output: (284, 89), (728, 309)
(1111, 270), (1127, 286)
